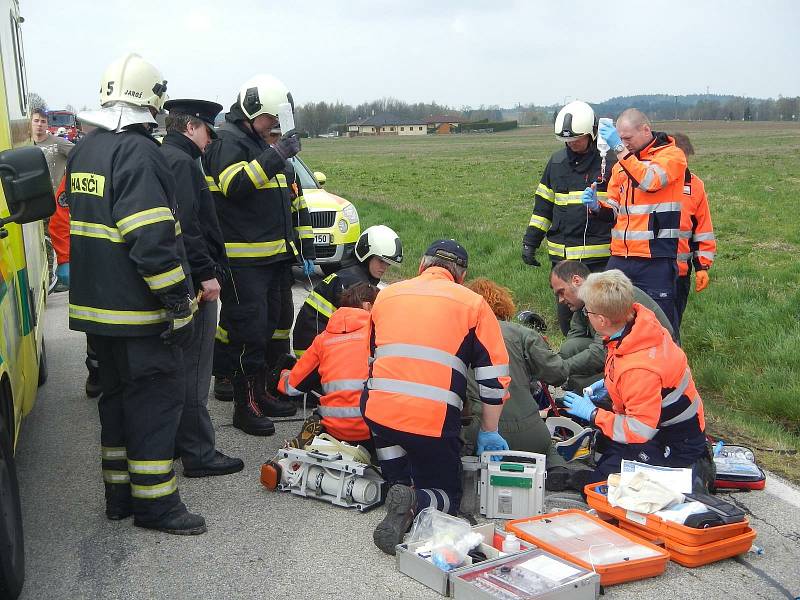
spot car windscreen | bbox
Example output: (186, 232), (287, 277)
(288, 157), (319, 190)
(47, 113), (76, 127)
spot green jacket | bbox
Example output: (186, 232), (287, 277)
(468, 320), (568, 423)
(561, 286), (675, 376)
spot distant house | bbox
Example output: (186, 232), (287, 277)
(346, 114), (427, 137)
(425, 114), (468, 134)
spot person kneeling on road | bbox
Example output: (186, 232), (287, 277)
(277, 282), (380, 457)
(462, 278), (576, 491)
(363, 240), (511, 555)
(562, 270), (714, 493)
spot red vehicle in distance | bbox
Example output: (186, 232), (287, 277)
(46, 109), (81, 141)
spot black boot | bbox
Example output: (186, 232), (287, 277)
(184, 451), (244, 478)
(213, 376), (233, 401)
(256, 369), (296, 417)
(104, 483), (132, 520)
(232, 375), (276, 436)
(134, 510), (207, 536)
(86, 367), (102, 398)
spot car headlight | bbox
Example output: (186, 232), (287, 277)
(338, 219), (349, 233)
(342, 204), (359, 224)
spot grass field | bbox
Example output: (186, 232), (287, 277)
(300, 122), (800, 480)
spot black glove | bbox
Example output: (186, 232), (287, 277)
(160, 296), (195, 347)
(272, 131), (301, 161)
(522, 244), (541, 267)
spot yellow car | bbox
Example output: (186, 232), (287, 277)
(289, 157), (360, 275)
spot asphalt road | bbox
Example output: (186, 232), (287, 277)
(14, 286), (800, 600)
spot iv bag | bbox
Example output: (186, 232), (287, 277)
(597, 117), (613, 155)
(278, 102), (295, 134)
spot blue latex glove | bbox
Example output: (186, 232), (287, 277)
(477, 429), (509, 462)
(583, 379), (608, 403)
(562, 391), (596, 422)
(599, 121), (622, 150)
(581, 186), (599, 211)
(302, 259), (315, 276)
(55, 262), (70, 287)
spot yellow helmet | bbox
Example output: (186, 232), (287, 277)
(238, 74), (293, 120)
(99, 53), (168, 110)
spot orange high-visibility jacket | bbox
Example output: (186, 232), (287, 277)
(278, 306), (371, 442)
(48, 174), (70, 264)
(594, 303), (705, 446)
(363, 267), (511, 438)
(602, 133), (687, 259)
(677, 169), (716, 277)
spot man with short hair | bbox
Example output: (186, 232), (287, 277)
(550, 260), (673, 393)
(561, 270), (713, 492)
(364, 239), (511, 554)
(160, 99), (243, 478)
(581, 109), (687, 333)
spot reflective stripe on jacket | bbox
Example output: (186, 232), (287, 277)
(278, 307), (371, 442)
(66, 127), (192, 337)
(594, 303), (705, 445)
(677, 169), (716, 277)
(523, 145), (616, 264)
(602, 133), (687, 259)
(363, 267), (510, 438)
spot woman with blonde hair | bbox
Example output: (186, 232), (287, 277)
(464, 278), (573, 490)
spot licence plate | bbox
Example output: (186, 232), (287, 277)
(314, 233), (331, 244)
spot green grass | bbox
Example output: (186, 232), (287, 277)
(301, 122), (800, 480)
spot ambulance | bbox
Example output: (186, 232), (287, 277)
(0, 1), (57, 597)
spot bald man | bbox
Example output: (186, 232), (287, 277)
(580, 109), (687, 335)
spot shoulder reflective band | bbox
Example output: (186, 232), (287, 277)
(70, 220), (125, 243)
(70, 172), (106, 197)
(304, 291), (336, 318)
(367, 377), (463, 410)
(117, 207), (174, 237)
(374, 343), (467, 376)
(317, 406), (362, 418)
(639, 163), (668, 191)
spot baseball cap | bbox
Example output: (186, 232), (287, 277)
(424, 239), (468, 268)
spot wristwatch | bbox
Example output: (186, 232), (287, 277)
(613, 142), (626, 154)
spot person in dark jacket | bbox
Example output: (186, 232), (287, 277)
(203, 74), (308, 436)
(522, 101), (616, 335)
(291, 224), (403, 357)
(161, 99), (243, 478)
(68, 53), (205, 535)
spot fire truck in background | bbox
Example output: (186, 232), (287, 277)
(45, 109), (80, 142)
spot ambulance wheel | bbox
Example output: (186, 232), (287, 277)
(0, 416), (25, 600)
(37, 339), (47, 387)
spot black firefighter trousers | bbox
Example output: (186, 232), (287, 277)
(88, 334), (187, 524)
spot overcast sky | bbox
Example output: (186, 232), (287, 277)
(23, 0), (800, 111)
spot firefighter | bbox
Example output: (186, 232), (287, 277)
(160, 99), (244, 478)
(671, 133), (716, 327)
(562, 270), (714, 492)
(203, 74), (307, 436)
(276, 282), (380, 454)
(291, 224), (402, 358)
(551, 260), (673, 393)
(522, 101), (616, 335)
(582, 109), (687, 334)
(364, 240), (511, 555)
(462, 278), (575, 491)
(67, 53), (205, 534)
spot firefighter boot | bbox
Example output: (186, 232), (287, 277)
(373, 484), (416, 555)
(135, 509), (207, 536)
(286, 411), (324, 449)
(256, 368), (297, 417)
(232, 375), (276, 436)
(104, 483), (132, 520)
(85, 367), (102, 398)
(214, 376), (233, 401)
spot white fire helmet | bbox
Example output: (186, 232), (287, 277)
(554, 100), (597, 141)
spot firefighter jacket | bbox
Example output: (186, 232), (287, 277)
(562, 286), (674, 376)
(523, 143), (616, 263)
(292, 261), (377, 355)
(677, 169), (716, 277)
(278, 306), (371, 442)
(160, 131), (228, 292)
(48, 175), (70, 264)
(67, 127), (193, 337)
(468, 321), (568, 424)
(594, 303), (705, 446)
(202, 108), (313, 266)
(600, 133), (687, 259)
(362, 267), (511, 438)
